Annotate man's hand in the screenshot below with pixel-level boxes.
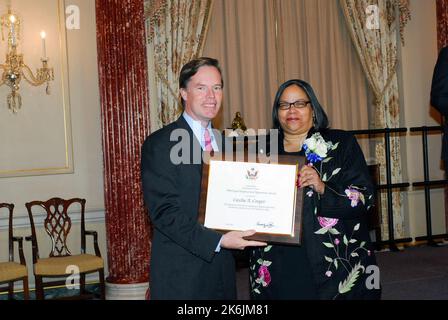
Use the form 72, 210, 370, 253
220, 230, 267, 250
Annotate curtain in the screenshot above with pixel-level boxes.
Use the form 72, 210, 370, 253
202, 0, 279, 130
277, 0, 370, 132
203, 0, 370, 135
339, 0, 411, 239
96, 0, 151, 286
144, 0, 213, 132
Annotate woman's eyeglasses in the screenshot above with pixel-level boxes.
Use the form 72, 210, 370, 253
278, 100, 310, 111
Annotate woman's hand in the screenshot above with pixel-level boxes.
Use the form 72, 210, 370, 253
298, 164, 325, 194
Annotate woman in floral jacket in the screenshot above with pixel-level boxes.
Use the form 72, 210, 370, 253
250, 79, 381, 300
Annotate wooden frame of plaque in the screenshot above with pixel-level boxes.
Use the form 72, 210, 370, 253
198, 152, 305, 245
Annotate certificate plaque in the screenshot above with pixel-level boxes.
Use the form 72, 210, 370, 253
198, 153, 305, 245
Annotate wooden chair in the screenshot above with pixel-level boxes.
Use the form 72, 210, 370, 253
0, 203, 29, 299
367, 164, 383, 251
25, 198, 105, 300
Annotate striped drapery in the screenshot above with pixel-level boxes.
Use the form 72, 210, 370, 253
96, 0, 151, 285
436, 0, 448, 50
144, 0, 213, 131
339, 0, 411, 239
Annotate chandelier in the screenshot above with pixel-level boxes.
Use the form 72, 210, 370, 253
0, 7, 54, 113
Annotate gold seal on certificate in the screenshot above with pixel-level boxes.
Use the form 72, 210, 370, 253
198, 153, 305, 245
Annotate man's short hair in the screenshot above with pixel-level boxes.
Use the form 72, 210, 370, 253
179, 57, 224, 89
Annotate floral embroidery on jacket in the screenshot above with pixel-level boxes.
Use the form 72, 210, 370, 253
250, 246, 272, 294
315, 219, 371, 299
306, 133, 373, 299
345, 187, 365, 207
250, 133, 374, 298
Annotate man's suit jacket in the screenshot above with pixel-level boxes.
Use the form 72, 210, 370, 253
431, 46, 448, 165
141, 116, 236, 300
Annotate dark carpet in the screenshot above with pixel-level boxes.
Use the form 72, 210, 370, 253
2, 245, 447, 300
0, 283, 101, 300
236, 243, 448, 300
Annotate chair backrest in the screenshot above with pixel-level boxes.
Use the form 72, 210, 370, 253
0, 203, 14, 262
25, 198, 86, 258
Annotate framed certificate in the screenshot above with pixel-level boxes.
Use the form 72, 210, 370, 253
198, 152, 305, 245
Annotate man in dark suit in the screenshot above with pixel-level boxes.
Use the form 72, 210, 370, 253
431, 46, 448, 168
141, 57, 266, 300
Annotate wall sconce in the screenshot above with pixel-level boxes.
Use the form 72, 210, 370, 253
0, 7, 54, 113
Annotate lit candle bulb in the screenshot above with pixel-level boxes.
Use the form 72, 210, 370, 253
40, 31, 47, 59
9, 15, 16, 46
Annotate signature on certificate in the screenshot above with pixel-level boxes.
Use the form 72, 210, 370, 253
256, 221, 275, 229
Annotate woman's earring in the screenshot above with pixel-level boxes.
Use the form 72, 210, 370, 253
313, 113, 317, 126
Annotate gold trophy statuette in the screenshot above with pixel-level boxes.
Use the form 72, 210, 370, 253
231, 111, 247, 131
